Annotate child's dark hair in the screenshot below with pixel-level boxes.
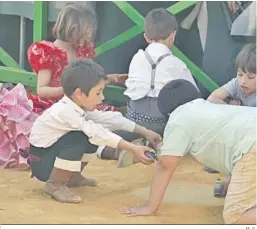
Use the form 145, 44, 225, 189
158, 79, 201, 117
61, 59, 106, 97
236, 43, 256, 74
144, 8, 178, 41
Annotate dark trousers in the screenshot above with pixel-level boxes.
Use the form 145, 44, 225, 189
30, 131, 98, 182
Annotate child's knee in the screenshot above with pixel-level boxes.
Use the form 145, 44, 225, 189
30, 162, 51, 182
64, 131, 98, 154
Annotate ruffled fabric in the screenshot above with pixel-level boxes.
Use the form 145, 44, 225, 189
0, 84, 38, 169
76, 43, 95, 59
27, 40, 118, 114
27, 40, 68, 78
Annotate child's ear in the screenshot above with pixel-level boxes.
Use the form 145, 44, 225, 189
169, 30, 177, 41
74, 88, 87, 98
143, 33, 151, 44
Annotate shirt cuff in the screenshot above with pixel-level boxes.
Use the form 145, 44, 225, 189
106, 132, 123, 148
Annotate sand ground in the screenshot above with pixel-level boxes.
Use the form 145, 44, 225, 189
0, 154, 224, 224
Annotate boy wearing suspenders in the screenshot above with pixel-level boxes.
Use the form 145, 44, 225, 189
97, 8, 198, 166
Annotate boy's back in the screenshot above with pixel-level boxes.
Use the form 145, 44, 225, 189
162, 99, 256, 173
124, 8, 198, 101
125, 42, 198, 100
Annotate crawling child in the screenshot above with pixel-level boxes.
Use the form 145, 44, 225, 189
121, 79, 256, 225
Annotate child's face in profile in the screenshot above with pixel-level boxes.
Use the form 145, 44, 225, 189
237, 69, 256, 95
78, 80, 106, 111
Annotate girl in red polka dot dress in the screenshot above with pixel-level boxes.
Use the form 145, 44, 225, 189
27, 3, 127, 115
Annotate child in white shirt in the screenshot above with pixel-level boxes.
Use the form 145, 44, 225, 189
98, 8, 198, 163
29, 59, 161, 204
124, 8, 198, 135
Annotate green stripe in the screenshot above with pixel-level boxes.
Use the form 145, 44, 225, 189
0, 47, 22, 69
166, 1, 198, 14
95, 1, 197, 57
0, 66, 37, 87
172, 47, 218, 91
96, 1, 218, 91
33, 1, 48, 42
113, 1, 145, 26
95, 25, 143, 56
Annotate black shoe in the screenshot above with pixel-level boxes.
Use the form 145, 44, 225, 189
214, 179, 226, 198
204, 166, 220, 174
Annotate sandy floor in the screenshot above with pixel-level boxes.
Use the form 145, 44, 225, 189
0, 154, 224, 224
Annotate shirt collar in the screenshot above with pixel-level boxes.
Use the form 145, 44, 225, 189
146, 42, 172, 55
61, 95, 85, 116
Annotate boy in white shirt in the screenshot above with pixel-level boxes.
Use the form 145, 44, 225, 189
125, 8, 198, 135
98, 8, 198, 162
29, 59, 161, 204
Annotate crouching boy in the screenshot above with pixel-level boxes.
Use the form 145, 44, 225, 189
29, 59, 161, 204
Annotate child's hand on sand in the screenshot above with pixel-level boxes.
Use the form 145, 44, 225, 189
145, 130, 162, 149
120, 205, 155, 217
132, 145, 155, 165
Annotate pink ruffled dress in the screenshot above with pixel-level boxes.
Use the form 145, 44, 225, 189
0, 84, 38, 169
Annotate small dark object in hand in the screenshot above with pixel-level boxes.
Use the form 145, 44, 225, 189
145, 151, 158, 161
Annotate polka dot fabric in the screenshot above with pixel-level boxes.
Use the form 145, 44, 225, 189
0, 84, 38, 169
27, 40, 116, 114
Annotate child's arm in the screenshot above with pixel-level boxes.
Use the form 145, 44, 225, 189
118, 138, 155, 165
121, 155, 181, 216
121, 125, 191, 216
37, 69, 64, 100
60, 108, 154, 164
207, 87, 230, 104
106, 74, 128, 84
86, 110, 162, 148
207, 78, 237, 104
133, 125, 162, 149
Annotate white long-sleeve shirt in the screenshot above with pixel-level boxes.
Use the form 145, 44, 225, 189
124, 43, 198, 100
30, 96, 136, 148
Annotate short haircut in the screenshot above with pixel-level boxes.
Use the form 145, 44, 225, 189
144, 8, 178, 41
236, 43, 256, 74
52, 3, 97, 45
158, 79, 201, 117
61, 59, 106, 97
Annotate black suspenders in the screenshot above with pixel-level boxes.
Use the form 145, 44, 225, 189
144, 50, 171, 92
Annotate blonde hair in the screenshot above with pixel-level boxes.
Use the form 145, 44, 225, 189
52, 3, 97, 45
